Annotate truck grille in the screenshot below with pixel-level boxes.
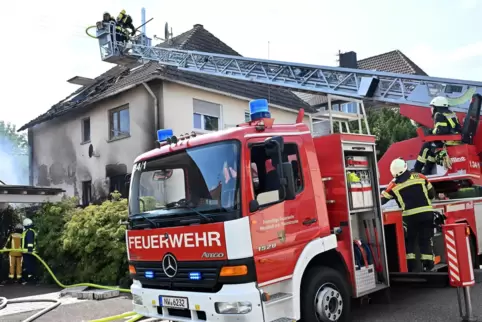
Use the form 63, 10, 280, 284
131, 260, 222, 292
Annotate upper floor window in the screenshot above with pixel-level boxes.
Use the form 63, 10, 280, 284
81, 117, 91, 143
193, 99, 220, 132
109, 105, 130, 140
244, 110, 251, 122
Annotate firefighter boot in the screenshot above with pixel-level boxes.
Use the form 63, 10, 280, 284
422, 260, 435, 272
422, 162, 435, 175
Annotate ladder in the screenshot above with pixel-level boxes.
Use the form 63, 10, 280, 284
96, 24, 482, 113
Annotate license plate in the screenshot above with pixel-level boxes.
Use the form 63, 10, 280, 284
159, 296, 189, 309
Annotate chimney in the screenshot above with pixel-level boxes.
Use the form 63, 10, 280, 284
339, 51, 358, 68
193, 24, 203, 29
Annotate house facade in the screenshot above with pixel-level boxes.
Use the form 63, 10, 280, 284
19, 24, 313, 205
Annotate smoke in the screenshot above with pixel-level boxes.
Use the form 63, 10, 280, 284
0, 129, 29, 186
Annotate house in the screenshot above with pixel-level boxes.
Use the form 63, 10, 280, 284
18, 23, 313, 205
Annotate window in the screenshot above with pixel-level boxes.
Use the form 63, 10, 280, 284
250, 143, 303, 206
244, 110, 251, 122
81, 118, 91, 143
109, 105, 130, 140
82, 180, 92, 206
193, 99, 221, 132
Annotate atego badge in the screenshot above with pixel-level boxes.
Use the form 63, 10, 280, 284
277, 230, 286, 243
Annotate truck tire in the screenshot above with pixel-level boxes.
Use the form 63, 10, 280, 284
300, 266, 351, 322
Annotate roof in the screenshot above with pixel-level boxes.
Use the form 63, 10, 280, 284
295, 49, 428, 107
357, 50, 428, 76
19, 24, 310, 132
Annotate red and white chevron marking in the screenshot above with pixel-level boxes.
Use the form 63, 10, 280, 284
445, 229, 460, 282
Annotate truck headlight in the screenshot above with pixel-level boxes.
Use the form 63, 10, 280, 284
215, 301, 252, 314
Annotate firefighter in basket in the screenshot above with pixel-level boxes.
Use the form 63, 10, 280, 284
381, 158, 436, 272
413, 96, 462, 175
116, 9, 136, 43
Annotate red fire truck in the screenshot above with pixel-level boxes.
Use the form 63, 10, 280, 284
94, 23, 482, 321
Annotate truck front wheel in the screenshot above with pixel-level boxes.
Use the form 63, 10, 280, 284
300, 267, 351, 322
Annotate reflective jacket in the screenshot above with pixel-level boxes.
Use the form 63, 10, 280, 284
381, 172, 435, 216
432, 109, 462, 135
4, 232, 23, 257
22, 228, 37, 253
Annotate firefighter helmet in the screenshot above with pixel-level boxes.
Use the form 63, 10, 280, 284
15, 223, 23, 230
390, 158, 408, 177
23, 218, 33, 227
430, 96, 450, 108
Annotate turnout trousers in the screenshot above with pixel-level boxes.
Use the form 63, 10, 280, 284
23, 253, 36, 281
403, 211, 435, 272
9, 255, 22, 280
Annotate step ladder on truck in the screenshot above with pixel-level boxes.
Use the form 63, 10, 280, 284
95, 23, 482, 322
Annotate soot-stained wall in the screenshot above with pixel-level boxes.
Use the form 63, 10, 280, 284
30, 85, 156, 203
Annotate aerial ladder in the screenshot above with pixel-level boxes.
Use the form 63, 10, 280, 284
95, 23, 482, 189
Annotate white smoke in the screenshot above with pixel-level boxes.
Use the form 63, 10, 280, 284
0, 127, 29, 186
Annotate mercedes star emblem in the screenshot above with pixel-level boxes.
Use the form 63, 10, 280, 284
162, 253, 178, 278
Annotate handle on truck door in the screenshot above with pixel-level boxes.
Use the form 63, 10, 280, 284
303, 218, 318, 226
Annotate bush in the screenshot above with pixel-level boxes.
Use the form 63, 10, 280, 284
33, 192, 131, 287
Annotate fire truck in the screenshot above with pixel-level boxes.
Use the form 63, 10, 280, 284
94, 23, 482, 321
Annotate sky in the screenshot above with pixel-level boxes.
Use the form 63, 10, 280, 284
2, 0, 482, 131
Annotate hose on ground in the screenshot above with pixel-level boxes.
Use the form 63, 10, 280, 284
0, 249, 148, 321
0, 249, 130, 293
0, 297, 61, 322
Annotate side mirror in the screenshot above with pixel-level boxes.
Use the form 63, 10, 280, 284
281, 162, 296, 200
249, 199, 260, 213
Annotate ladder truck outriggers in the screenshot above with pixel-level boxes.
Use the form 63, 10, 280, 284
95, 23, 482, 321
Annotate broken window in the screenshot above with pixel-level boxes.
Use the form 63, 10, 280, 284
82, 180, 92, 206
109, 174, 129, 198
82, 117, 91, 143
109, 105, 130, 140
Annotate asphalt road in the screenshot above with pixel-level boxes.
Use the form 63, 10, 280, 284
1, 284, 481, 322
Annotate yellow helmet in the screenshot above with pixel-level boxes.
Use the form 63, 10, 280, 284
120, 9, 126, 14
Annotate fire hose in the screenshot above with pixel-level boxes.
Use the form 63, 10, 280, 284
0, 248, 152, 322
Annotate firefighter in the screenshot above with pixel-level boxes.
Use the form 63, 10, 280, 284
116, 9, 136, 43
2, 224, 24, 283
381, 158, 436, 272
413, 96, 462, 175
102, 12, 116, 24
22, 218, 37, 285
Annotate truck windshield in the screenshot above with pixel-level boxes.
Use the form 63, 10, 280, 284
129, 140, 241, 224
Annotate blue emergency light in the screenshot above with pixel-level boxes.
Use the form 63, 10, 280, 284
157, 129, 173, 142
189, 272, 202, 280
249, 99, 270, 121
144, 270, 155, 279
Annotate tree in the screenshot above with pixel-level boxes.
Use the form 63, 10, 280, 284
367, 108, 417, 157
0, 121, 29, 185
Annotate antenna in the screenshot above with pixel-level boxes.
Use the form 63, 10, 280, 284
268, 41, 271, 104
141, 8, 146, 35
165, 22, 173, 43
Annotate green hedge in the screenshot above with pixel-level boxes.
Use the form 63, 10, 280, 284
30, 191, 131, 288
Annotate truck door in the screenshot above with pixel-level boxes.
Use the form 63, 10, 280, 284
247, 135, 320, 284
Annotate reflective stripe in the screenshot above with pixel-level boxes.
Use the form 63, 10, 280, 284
421, 254, 434, 260
433, 122, 448, 134
382, 191, 392, 199
406, 253, 416, 260
27, 244, 34, 247
427, 156, 436, 162
403, 205, 433, 216
417, 155, 426, 163
427, 182, 433, 190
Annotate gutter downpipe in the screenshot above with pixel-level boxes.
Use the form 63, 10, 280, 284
142, 82, 159, 133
